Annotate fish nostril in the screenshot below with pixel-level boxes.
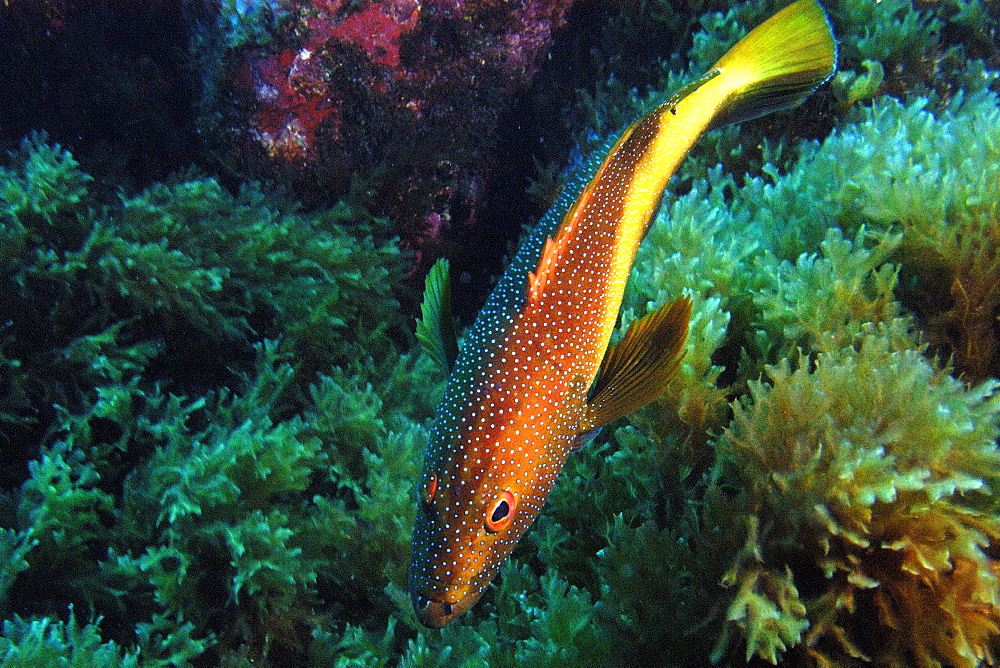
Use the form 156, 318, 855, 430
440, 602, 453, 616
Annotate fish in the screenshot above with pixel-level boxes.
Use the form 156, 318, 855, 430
409, 0, 837, 629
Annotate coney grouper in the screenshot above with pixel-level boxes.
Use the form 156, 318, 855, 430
410, 0, 837, 628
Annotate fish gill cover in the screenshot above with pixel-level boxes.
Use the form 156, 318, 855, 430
0, 0, 998, 665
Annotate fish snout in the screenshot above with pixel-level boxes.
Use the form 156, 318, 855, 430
413, 593, 471, 628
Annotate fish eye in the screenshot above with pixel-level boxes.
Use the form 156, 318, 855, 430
485, 490, 516, 533
422, 472, 438, 508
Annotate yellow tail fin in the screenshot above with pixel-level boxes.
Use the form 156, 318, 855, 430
710, 0, 837, 128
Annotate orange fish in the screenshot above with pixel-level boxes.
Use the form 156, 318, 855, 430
410, 0, 836, 628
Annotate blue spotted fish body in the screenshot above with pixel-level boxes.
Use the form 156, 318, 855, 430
410, 0, 837, 628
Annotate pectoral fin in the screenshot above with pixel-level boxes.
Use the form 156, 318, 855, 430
581, 296, 692, 431
415, 258, 459, 374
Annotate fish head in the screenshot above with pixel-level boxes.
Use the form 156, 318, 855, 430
408, 405, 571, 628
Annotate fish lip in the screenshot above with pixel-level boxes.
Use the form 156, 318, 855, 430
412, 592, 475, 628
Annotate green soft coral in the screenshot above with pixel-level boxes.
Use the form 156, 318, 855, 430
713, 518, 807, 665
108, 342, 431, 657
0, 132, 91, 235
830, 0, 942, 67
769, 91, 1000, 379
96, 176, 403, 374
0, 134, 408, 450
0, 132, 430, 661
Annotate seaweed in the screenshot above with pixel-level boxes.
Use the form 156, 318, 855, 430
711, 329, 1000, 665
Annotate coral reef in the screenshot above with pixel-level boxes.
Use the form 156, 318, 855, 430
2, 0, 1000, 664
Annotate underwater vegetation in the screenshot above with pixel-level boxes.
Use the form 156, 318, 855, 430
0, 131, 429, 662
0, 0, 999, 665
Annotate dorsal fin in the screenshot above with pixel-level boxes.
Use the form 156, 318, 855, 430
580, 296, 692, 431
527, 235, 559, 301
415, 258, 459, 374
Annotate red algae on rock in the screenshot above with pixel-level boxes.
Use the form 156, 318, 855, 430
244, 48, 339, 162
217, 0, 573, 277
228, 0, 575, 163
319, 0, 421, 69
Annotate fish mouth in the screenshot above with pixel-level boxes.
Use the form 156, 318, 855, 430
412, 592, 476, 628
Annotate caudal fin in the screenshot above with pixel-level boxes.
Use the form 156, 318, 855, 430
709, 0, 837, 128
